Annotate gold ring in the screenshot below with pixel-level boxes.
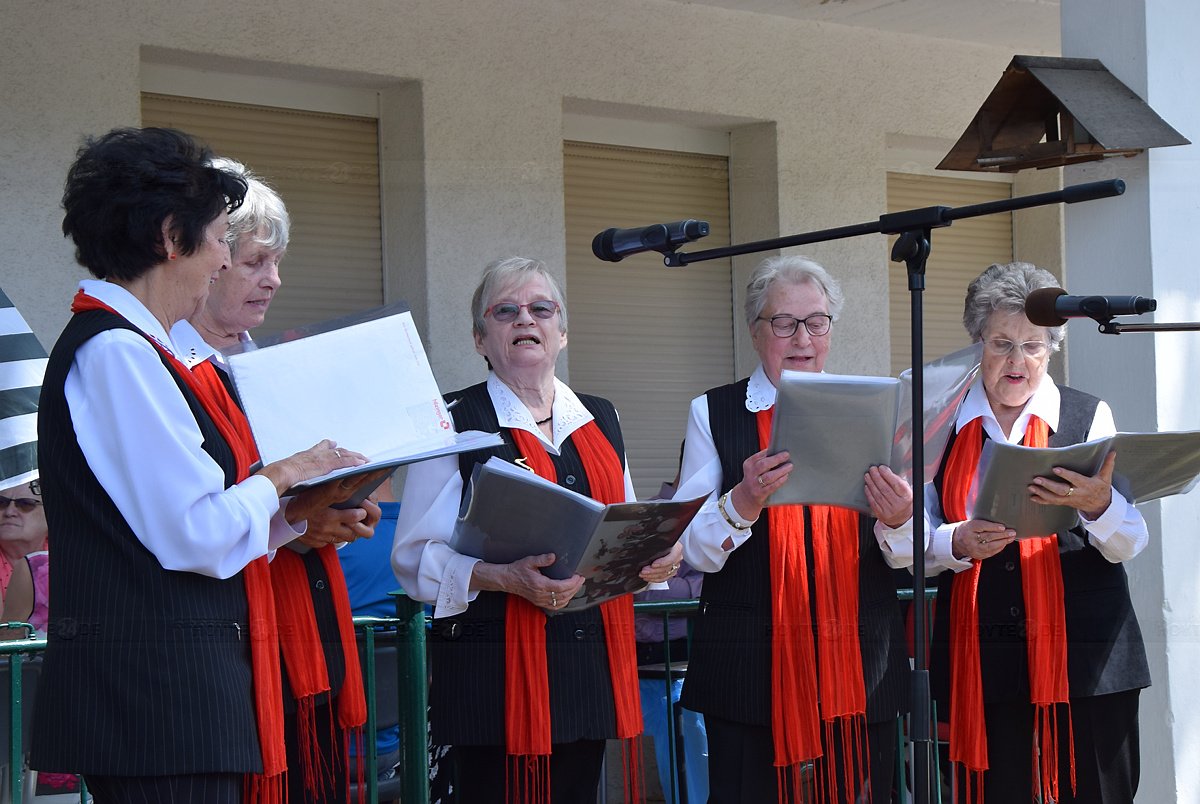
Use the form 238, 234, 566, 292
977, 534, 986, 545
757, 475, 765, 486
551, 593, 556, 607
340, 479, 355, 490
334, 449, 342, 459
1066, 487, 1074, 497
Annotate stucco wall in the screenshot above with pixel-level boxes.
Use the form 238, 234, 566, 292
1, 0, 1017, 392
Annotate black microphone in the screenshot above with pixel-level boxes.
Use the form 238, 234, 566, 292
592, 219, 709, 262
1025, 287, 1157, 327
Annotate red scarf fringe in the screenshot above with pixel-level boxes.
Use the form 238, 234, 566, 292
943, 416, 1075, 804
507, 423, 644, 804
755, 410, 868, 804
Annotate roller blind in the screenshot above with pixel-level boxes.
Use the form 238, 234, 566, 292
887, 172, 1013, 374
564, 141, 734, 498
141, 92, 383, 336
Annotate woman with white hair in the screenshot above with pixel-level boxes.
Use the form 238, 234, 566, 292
926, 262, 1149, 804
674, 254, 913, 804
393, 256, 683, 804
175, 157, 380, 804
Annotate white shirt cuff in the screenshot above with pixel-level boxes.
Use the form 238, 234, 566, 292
434, 552, 482, 618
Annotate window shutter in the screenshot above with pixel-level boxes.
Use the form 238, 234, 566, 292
564, 141, 734, 498
142, 92, 383, 335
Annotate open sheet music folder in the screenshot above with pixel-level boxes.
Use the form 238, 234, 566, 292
221, 301, 503, 507
766, 343, 983, 512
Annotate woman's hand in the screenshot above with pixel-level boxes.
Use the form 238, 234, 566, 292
951, 519, 1017, 561
257, 439, 367, 497
295, 498, 383, 548
639, 541, 684, 584
864, 465, 912, 528
729, 448, 792, 524
1030, 451, 1115, 521
283, 468, 392, 527
470, 553, 585, 612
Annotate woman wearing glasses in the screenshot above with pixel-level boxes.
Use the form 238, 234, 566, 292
0, 480, 49, 637
392, 256, 682, 804
925, 262, 1149, 804
673, 255, 913, 803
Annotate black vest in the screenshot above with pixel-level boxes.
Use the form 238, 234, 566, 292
929, 385, 1151, 706
679, 379, 910, 727
31, 309, 263, 775
426, 381, 626, 745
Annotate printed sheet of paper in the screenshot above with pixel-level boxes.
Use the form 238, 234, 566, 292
223, 303, 502, 492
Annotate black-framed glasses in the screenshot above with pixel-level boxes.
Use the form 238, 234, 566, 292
484, 299, 559, 323
983, 338, 1049, 358
0, 496, 42, 514
756, 313, 833, 338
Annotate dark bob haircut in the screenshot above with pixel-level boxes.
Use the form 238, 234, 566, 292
61, 127, 247, 282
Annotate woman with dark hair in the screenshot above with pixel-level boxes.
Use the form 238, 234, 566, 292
926, 262, 1149, 804
29, 127, 373, 804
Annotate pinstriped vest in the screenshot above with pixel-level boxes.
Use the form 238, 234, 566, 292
31, 309, 263, 775
426, 381, 626, 745
929, 384, 1150, 705
679, 378, 910, 727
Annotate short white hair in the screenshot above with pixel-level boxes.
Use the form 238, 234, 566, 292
744, 255, 844, 329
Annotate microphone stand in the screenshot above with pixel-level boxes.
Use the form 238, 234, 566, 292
650, 177, 1126, 804
1094, 320, 1200, 334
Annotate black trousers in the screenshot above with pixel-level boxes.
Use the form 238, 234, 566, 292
952, 689, 1140, 804
454, 740, 606, 804
85, 773, 242, 804
706, 715, 896, 804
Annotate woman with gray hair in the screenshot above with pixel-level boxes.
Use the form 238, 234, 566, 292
925, 261, 1149, 803
174, 157, 380, 804
673, 254, 913, 803
392, 256, 682, 804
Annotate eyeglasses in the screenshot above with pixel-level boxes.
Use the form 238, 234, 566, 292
756, 313, 833, 338
0, 496, 42, 514
983, 338, 1050, 358
484, 300, 559, 323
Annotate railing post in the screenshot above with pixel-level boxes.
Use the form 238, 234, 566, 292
394, 594, 429, 804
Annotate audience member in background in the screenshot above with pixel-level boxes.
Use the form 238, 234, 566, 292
177, 156, 380, 804
0, 479, 48, 595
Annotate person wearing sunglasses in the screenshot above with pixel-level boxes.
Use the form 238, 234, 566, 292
393, 256, 682, 804
0, 479, 49, 638
924, 262, 1149, 804
671, 255, 913, 803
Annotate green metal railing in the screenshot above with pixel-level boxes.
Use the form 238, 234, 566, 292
1, 623, 52, 804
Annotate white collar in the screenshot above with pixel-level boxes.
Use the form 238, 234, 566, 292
486, 372, 594, 453
168, 320, 220, 368
79, 279, 185, 361
956, 378, 1061, 444
744, 364, 776, 412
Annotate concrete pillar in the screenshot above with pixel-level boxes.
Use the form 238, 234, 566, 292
1061, 1, 1200, 801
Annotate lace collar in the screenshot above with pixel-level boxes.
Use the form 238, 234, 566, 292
744, 364, 777, 412
486, 372, 594, 454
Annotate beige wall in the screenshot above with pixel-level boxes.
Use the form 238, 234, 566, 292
0, 0, 1021, 391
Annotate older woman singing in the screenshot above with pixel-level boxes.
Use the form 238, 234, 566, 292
30, 127, 370, 804
392, 256, 681, 804
926, 262, 1150, 804
674, 255, 913, 804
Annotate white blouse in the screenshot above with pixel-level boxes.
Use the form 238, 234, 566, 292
391, 372, 636, 618
65, 281, 302, 580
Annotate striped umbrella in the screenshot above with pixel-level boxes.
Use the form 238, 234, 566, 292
0, 287, 47, 490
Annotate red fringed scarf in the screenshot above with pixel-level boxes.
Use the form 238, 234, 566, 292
71, 291, 287, 803
506, 423, 644, 804
943, 416, 1074, 804
190, 352, 368, 804
754, 410, 868, 804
